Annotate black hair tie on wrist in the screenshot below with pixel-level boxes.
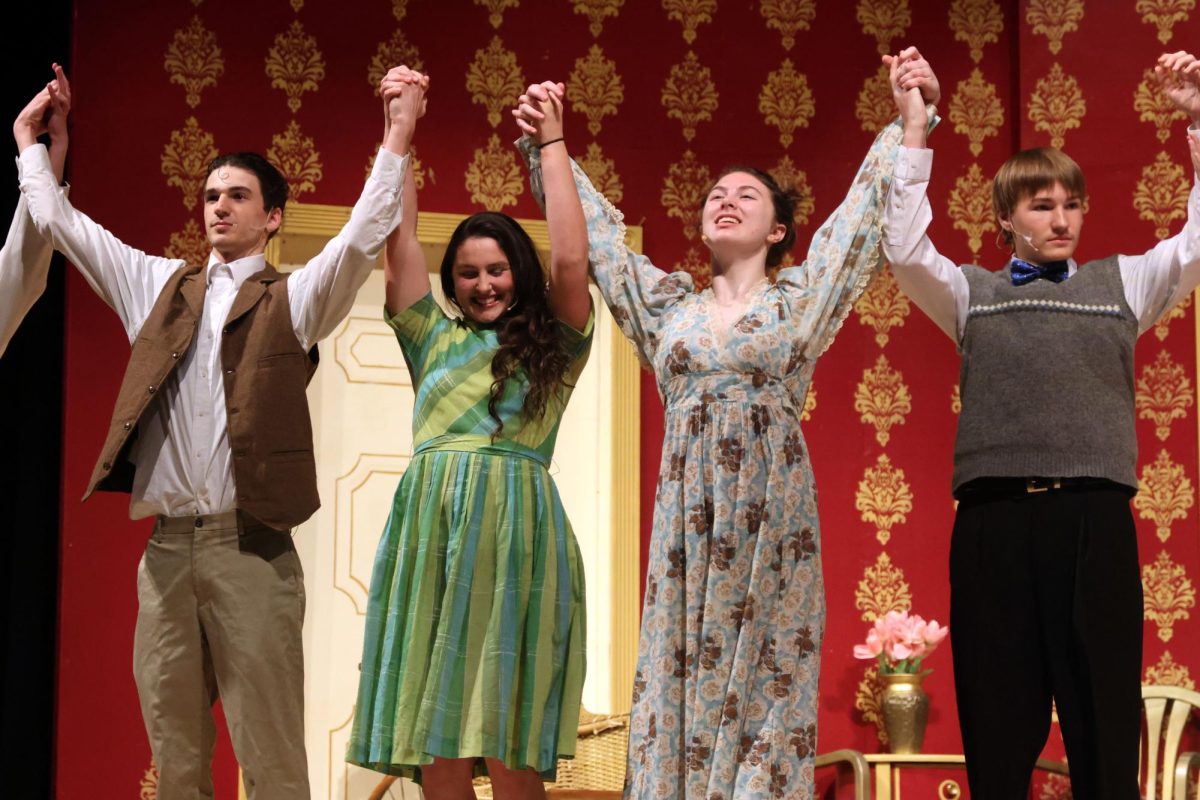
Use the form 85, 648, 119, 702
537, 137, 565, 149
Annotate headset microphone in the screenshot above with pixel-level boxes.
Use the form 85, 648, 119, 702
1006, 222, 1039, 253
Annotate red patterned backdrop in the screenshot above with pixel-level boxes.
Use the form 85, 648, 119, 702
52, 1, 1200, 797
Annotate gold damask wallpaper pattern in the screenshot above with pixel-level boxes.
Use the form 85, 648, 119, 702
53, 2, 1200, 797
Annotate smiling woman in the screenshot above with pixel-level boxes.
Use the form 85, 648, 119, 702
341, 76, 605, 800
514, 55, 941, 799
447, 228, 516, 323
267, 198, 641, 798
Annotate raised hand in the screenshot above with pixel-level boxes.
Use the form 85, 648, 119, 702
883, 49, 928, 145
512, 81, 566, 145
885, 46, 940, 107
47, 63, 71, 182
1156, 51, 1200, 123
380, 65, 428, 155
13, 87, 53, 152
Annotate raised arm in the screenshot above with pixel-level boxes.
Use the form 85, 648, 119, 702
1109, 51, 1200, 333
515, 91, 691, 368
887, 47, 934, 149
46, 63, 69, 183
380, 67, 430, 317
514, 81, 589, 330
286, 66, 421, 349
0, 66, 73, 359
13, 66, 182, 341
880, 47, 967, 341
790, 47, 942, 358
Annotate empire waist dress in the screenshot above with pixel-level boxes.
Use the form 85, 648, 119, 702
522, 118, 905, 798
347, 292, 593, 778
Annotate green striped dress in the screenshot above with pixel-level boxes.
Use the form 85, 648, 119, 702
347, 292, 592, 779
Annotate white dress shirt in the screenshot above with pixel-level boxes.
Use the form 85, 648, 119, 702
0, 195, 58, 358
18, 143, 408, 519
882, 142, 1200, 342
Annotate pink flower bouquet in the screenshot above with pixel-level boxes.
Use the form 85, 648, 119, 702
853, 610, 949, 675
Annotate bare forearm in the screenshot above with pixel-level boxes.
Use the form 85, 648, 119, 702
542, 142, 590, 329
542, 143, 587, 274
383, 161, 429, 316
48, 137, 66, 184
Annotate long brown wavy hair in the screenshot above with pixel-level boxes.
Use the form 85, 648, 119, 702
440, 212, 574, 439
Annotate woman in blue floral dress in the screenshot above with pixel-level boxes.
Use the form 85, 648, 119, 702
517, 54, 937, 799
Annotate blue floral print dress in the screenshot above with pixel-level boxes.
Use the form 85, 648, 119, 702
523, 119, 906, 799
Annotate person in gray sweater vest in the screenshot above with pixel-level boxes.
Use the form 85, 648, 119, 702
882, 50, 1200, 799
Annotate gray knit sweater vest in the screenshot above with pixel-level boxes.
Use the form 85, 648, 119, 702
954, 256, 1138, 493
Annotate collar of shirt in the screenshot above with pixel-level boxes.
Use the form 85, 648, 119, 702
205, 252, 267, 291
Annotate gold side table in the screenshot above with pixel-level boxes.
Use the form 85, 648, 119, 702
861, 754, 1069, 800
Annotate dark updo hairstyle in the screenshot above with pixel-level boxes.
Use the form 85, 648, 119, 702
706, 165, 800, 268
439, 212, 572, 438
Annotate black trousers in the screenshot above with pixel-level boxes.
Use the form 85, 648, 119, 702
950, 484, 1142, 800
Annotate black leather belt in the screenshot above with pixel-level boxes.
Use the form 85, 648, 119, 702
954, 476, 1131, 502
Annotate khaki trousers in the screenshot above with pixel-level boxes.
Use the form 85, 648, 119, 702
133, 510, 310, 800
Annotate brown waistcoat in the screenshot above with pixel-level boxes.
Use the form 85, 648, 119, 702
85, 262, 321, 530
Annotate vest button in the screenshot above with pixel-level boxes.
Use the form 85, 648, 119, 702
122, 422, 132, 431
147, 385, 156, 394
171, 352, 180, 359
102, 461, 111, 470
225, 368, 234, 374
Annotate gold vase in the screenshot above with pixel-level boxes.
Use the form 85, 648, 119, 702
881, 672, 929, 754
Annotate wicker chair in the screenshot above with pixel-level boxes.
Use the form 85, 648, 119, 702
472, 709, 628, 799
364, 723, 874, 799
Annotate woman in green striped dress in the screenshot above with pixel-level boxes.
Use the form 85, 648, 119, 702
347, 71, 593, 799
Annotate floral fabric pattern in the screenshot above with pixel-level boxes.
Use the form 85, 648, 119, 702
523, 118, 904, 798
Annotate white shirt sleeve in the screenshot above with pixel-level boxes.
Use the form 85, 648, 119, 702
881, 146, 970, 342
17, 145, 185, 343
0, 194, 54, 358
1119, 151, 1200, 334
287, 148, 408, 351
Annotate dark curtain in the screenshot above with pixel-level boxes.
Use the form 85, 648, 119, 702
0, 2, 72, 796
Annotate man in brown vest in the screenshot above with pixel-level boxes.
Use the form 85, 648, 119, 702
13, 66, 428, 799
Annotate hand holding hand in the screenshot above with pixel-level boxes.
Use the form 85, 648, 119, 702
884, 50, 928, 138
1156, 51, 1200, 123
884, 46, 940, 107
512, 81, 567, 145
46, 63, 71, 142
13, 87, 52, 152
380, 65, 428, 153
46, 63, 71, 181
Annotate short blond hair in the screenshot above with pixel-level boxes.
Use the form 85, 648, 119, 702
992, 148, 1086, 247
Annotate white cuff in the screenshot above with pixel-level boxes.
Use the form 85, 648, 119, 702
369, 148, 409, 189
894, 146, 933, 182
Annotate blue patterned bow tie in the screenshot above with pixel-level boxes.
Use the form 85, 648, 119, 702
1011, 258, 1069, 286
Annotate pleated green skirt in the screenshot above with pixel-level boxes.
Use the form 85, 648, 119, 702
346, 447, 586, 779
